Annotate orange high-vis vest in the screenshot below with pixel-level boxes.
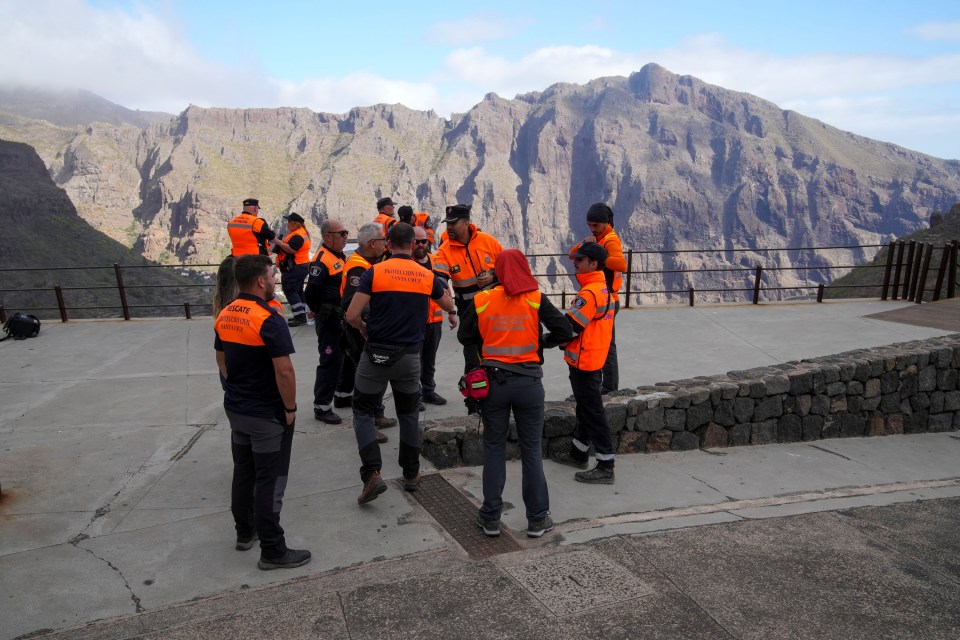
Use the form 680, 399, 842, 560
569, 226, 626, 300
284, 227, 312, 265
267, 298, 284, 313
433, 225, 503, 300
340, 252, 374, 297
313, 247, 345, 277
412, 212, 435, 245
422, 254, 443, 323
215, 297, 274, 346
474, 287, 542, 364
374, 213, 397, 237
228, 213, 268, 257
369, 260, 435, 295
563, 271, 613, 371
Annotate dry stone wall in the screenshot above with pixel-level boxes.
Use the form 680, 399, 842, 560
421, 335, 960, 468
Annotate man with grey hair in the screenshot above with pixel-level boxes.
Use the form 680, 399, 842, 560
340, 223, 397, 437
304, 218, 350, 424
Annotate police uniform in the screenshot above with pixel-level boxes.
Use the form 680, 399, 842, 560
433, 213, 503, 372
463, 269, 573, 533
304, 243, 349, 421
214, 293, 296, 559
562, 265, 616, 474
352, 255, 447, 487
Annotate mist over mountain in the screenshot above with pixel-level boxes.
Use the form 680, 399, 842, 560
2, 64, 959, 302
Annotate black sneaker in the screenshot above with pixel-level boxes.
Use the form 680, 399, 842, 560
358, 471, 387, 504
235, 532, 258, 551
552, 450, 588, 469
422, 391, 447, 405
476, 514, 501, 537
314, 408, 343, 424
258, 548, 311, 570
374, 415, 397, 428
527, 515, 555, 538
333, 396, 352, 408
575, 466, 615, 485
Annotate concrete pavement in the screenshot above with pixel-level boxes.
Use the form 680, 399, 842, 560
1, 299, 958, 639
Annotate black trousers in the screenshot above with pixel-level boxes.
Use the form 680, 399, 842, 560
313, 320, 353, 411
455, 295, 482, 372
568, 366, 615, 468
228, 409, 294, 558
420, 321, 442, 394
601, 300, 620, 393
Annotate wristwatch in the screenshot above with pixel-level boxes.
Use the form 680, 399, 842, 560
284, 404, 297, 412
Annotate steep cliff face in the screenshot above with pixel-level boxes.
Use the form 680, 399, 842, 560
5, 64, 960, 301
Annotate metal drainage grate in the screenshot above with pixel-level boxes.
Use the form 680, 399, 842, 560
411, 473, 522, 559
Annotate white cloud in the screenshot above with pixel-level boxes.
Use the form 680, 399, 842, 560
907, 21, 960, 41
423, 12, 529, 45
271, 73, 441, 114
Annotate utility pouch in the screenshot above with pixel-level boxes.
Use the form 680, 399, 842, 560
458, 368, 490, 399
366, 342, 407, 367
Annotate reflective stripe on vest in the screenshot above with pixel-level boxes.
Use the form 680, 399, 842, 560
563, 275, 613, 371
475, 288, 542, 365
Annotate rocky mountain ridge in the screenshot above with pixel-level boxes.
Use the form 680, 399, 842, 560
2, 64, 959, 302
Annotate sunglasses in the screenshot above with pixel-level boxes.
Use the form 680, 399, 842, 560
325, 230, 349, 237
414, 239, 430, 245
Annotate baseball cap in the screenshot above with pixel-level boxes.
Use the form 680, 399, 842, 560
570, 242, 607, 267
242, 198, 259, 207
442, 204, 472, 224
376, 197, 397, 209
283, 213, 305, 224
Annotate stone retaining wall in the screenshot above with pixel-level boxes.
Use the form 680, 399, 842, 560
420, 335, 960, 468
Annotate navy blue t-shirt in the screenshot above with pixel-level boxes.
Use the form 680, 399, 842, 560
357, 255, 446, 345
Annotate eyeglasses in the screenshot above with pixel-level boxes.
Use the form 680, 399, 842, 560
325, 230, 349, 237
414, 239, 430, 245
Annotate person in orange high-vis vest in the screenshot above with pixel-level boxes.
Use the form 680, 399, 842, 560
344, 222, 456, 505
569, 202, 626, 394
373, 197, 399, 238
554, 242, 616, 485
399, 205, 437, 249
228, 198, 276, 257
214, 254, 311, 570
272, 213, 312, 326
460, 249, 573, 538
412, 225, 452, 405
433, 203, 503, 376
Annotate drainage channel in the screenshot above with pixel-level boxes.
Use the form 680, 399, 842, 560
411, 473, 523, 559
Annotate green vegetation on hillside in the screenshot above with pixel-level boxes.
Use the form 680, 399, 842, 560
826, 203, 960, 300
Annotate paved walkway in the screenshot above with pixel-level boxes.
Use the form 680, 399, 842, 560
1, 299, 958, 639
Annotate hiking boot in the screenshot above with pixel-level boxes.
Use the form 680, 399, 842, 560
375, 415, 397, 428
357, 471, 387, 504
287, 317, 306, 327
314, 408, 343, 425
552, 450, 588, 469
575, 465, 615, 485
403, 473, 421, 492
333, 396, 352, 408
235, 532, 258, 551
257, 548, 311, 570
476, 514, 501, 537
526, 515, 555, 538
422, 391, 447, 405
375, 429, 388, 444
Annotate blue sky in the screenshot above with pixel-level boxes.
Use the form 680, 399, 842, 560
3, 0, 959, 159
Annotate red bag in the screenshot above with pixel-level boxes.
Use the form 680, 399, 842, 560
458, 368, 490, 399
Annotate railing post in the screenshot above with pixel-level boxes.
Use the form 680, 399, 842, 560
0, 305, 5, 324
817, 283, 825, 303
114, 262, 131, 320
932, 244, 949, 302
752, 265, 762, 304
908, 242, 924, 302
904, 241, 917, 300
892, 241, 905, 300
688, 287, 694, 307
55, 286, 68, 322
184, 302, 192, 320
915, 243, 933, 304
561, 291, 566, 309
949, 242, 958, 299
624, 250, 633, 309
880, 241, 895, 300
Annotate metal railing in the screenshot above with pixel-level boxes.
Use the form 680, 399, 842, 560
1, 242, 957, 324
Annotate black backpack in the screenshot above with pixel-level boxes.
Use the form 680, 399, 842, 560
1, 313, 41, 341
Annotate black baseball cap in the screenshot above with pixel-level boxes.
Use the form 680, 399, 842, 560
571, 242, 607, 267
443, 204, 471, 223
242, 198, 259, 207
283, 213, 305, 224
376, 197, 397, 209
